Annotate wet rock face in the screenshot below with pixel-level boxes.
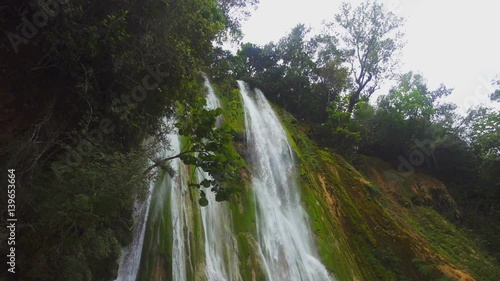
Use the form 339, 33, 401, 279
409, 177, 460, 220
235, 140, 248, 160
364, 160, 460, 220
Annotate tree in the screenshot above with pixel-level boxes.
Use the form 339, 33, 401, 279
490, 78, 500, 101
274, 24, 317, 115
0, 0, 250, 279
154, 95, 243, 203
378, 72, 452, 122
358, 72, 454, 165
332, 0, 405, 114
235, 25, 317, 119
465, 107, 500, 160
216, 0, 260, 40
455, 89, 500, 260
236, 43, 279, 77
313, 34, 350, 108
276, 24, 316, 78
467, 78, 500, 160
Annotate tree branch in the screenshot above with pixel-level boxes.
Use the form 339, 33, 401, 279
143, 149, 207, 175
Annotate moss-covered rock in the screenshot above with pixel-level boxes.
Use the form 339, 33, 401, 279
274, 104, 499, 281
138, 77, 499, 281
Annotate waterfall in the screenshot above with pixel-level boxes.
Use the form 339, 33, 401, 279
146, 129, 195, 281
167, 133, 188, 281
115, 180, 154, 281
199, 77, 242, 281
117, 78, 335, 281
239, 81, 334, 281
117, 123, 195, 281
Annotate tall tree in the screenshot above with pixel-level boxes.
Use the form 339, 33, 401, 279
0, 0, 251, 279
274, 24, 316, 115
309, 35, 350, 123
313, 34, 350, 107
216, 0, 259, 40
332, 0, 405, 114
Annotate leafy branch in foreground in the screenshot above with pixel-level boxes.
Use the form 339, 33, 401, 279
148, 95, 243, 205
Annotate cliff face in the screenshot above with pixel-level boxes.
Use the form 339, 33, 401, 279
274, 105, 499, 281
137, 79, 499, 281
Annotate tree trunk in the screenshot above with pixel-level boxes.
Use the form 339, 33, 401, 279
347, 91, 360, 114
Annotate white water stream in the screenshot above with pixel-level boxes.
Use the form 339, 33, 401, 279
116, 126, 193, 281
169, 133, 191, 281
116, 79, 334, 281
199, 77, 242, 281
239, 81, 334, 281
115, 181, 153, 281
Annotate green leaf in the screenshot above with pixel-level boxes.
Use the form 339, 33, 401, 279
199, 197, 209, 207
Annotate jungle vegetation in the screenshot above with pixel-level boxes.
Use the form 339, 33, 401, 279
0, 0, 498, 280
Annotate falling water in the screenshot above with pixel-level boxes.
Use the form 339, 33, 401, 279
239, 81, 334, 281
199, 77, 242, 281
118, 122, 195, 281
115, 180, 154, 281
118, 78, 334, 281
168, 132, 191, 281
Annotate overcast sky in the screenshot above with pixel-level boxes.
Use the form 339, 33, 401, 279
238, 0, 500, 112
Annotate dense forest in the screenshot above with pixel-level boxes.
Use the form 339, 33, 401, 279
0, 0, 498, 280
0, 0, 254, 279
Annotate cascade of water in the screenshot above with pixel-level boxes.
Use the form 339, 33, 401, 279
116, 125, 193, 281
199, 77, 242, 281
115, 181, 154, 281
239, 81, 334, 281
169, 133, 190, 281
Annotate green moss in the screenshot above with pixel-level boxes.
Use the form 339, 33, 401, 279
137, 155, 208, 281
213, 80, 246, 140
408, 207, 499, 281
360, 156, 500, 280
137, 77, 499, 281
272, 104, 490, 281
137, 171, 174, 281
411, 258, 435, 279
230, 185, 267, 281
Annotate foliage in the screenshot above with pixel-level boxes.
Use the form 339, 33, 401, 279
228, 24, 350, 125
319, 98, 361, 159
275, 104, 500, 281
23, 150, 149, 281
454, 94, 500, 261
332, 0, 405, 113
1, 0, 499, 278
464, 107, 500, 160
356, 72, 452, 163
215, 0, 260, 40
175, 93, 245, 203
211, 1, 500, 270
489, 78, 500, 101
0, 0, 249, 279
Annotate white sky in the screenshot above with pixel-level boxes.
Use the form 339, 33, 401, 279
238, 0, 500, 112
